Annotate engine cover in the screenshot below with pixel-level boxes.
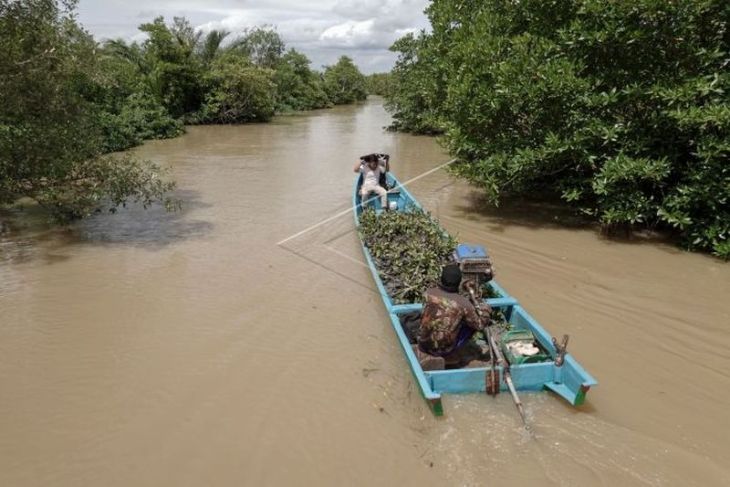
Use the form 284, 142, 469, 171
453, 244, 494, 297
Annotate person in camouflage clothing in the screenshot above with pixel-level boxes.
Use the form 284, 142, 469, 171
417, 263, 491, 368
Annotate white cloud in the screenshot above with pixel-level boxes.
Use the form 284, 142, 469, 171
76, 0, 430, 72
319, 19, 380, 48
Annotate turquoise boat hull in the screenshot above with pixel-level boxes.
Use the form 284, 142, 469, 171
353, 172, 597, 416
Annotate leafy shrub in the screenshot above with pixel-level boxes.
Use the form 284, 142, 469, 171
365, 72, 392, 96
385, 33, 446, 134
99, 92, 183, 152
273, 49, 331, 112
323, 56, 368, 105
33, 154, 177, 221
228, 26, 285, 69
138, 17, 205, 118
0, 0, 176, 219
386, 0, 730, 258
193, 53, 276, 123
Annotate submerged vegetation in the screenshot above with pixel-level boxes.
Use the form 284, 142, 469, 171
1, 0, 369, 221
384, 0, 729, 258
359, 208, 457, 304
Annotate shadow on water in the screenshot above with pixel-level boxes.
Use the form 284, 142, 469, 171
453, 190, 681, 251
0, 189, 213, 265
76, 189, 213, 246
453, 191, 594, 232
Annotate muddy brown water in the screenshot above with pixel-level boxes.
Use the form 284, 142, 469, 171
1, 98, 729, 486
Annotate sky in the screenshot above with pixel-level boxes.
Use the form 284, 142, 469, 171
75, 0, 431, 74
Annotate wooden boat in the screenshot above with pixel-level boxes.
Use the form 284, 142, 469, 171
353, 172, 597, 416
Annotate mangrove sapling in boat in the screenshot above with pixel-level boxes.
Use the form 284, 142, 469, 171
483, 283, 501, 299
358, 207, 457, 304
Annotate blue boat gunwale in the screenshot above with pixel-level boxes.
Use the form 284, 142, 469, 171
353, 172, 596, 415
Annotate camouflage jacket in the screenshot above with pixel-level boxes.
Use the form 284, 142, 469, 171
418, 287, 491, 355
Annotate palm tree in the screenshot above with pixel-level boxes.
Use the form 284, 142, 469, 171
196, 29, 230, 65
102, 38, 147, 73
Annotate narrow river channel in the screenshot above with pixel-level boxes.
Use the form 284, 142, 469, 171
1, 98, 729, 486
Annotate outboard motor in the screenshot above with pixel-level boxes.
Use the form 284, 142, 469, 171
453, 244, 494, 298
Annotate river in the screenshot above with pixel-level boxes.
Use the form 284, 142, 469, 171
1, 98, 729, 486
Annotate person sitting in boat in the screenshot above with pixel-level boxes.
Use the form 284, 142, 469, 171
416, 263, 491, 369
359, 152, 390, 172
354, 154, 389, 210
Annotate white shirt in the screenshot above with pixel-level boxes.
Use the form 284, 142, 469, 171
360, 164, 382, 186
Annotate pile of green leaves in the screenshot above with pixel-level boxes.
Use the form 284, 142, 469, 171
359, 208, 457, 304
385, 0, 729, 258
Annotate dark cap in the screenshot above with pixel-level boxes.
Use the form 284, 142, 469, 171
360, 153, 376, 162
440, 263, 462, 292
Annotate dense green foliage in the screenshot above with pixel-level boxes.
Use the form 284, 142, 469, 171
0, 0, 175, 219
136, 17, 206, 119
359, 208, 457, 304
365, 72, 392, 96
273, 49, 331, 111
193, 53, 276, 123
1, 1, 368, 221
95, 37, 184, 152
228, 26, 285, 69
103, 21, 332, 125
323, 56, 368, 104
385, 0, 730, 257
386, 33, 446, 134
97, 93, 183, 153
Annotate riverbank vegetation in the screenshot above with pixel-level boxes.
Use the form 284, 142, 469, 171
1, 0, 368, 221
365, 73, 393, 97
384, 0, 729, 258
